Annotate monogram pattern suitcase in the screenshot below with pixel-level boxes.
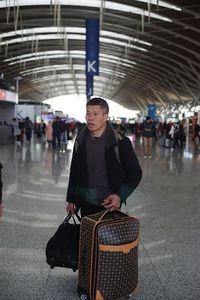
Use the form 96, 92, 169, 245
78, 210, 139, 300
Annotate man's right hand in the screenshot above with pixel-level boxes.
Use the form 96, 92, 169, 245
66, 202, 76, 215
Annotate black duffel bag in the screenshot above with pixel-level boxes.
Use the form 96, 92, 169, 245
45, 213, 81, 272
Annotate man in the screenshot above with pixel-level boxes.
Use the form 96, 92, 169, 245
192, 121, 200, 144
66, 97, 142, 300
142, 116, 154, 159
0, 162, 3, 217
66, 97, 142, 217
52, 116, 62, 149
24, 117, 33, 143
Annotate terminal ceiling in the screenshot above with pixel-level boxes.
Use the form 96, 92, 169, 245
0, 0, 200, 112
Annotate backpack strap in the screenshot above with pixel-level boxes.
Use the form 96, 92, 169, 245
74, 140, 79, 153
74, 130, 123, 165
114, 131, 123, 164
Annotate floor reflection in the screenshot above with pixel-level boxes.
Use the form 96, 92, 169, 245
135, 135, 200, 178
0, 134, 200, 300
166, 151, 183, 175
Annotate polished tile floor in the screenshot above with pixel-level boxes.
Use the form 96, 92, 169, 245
0, 136, 200, 300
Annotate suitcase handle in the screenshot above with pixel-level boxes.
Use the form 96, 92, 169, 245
98, 209, 129, 221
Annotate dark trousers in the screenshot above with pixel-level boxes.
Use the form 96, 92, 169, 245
192, 133, 200, 142
52, 134, 60, 149
80, 201, 105, 218
173, 135, 183, 149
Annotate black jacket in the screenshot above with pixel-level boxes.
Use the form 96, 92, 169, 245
0, 162, 3, 203
66, 122, 142, 205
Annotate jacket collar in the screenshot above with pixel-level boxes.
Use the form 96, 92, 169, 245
76, 121, 118, 149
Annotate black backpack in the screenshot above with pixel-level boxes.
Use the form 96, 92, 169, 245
45, 214, 81, 272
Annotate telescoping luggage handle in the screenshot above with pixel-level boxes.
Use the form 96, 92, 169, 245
98, 209, 130, 222
63, 213, 81, 224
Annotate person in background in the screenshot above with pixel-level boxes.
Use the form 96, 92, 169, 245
69, 120, 76, 137
142, 116, 154, 158
46, 120, 53, 148
171, 121, 185, 151
0, 161, 3, 217
12, 118, 21, 144
169, 122, 175, 146
152, 121, 158, 141
18, 118, 25, 143
41, 120, 47, 145
24, 117, 33, 143
192, 120, 200, 144
52, 116, 62, 149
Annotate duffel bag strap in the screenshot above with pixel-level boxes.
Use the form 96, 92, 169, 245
63, 213, 81, 224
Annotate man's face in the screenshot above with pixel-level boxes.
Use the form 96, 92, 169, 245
86, 105, 108, 135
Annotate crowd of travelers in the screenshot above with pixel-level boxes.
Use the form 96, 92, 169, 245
112, 116, 199, 158
0, 116, 82, 149
11, 117, 34, 145
1, 115, 199, 154
34, 117, 82, 150
0, 113, 199, 218
0, 117, 34, 145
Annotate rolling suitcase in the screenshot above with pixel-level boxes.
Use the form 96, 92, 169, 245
78, 209, 139, 300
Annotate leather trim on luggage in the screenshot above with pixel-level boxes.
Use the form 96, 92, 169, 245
99, 238, 139, 254
133, 283, 139, 294
96, 289, 104, 300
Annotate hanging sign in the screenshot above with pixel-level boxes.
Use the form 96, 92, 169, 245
148, 104, 157, 120
85, 19, 99, 76
86, 75, 93, 100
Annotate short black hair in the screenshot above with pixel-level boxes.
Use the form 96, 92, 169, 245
86, 97, 109, 114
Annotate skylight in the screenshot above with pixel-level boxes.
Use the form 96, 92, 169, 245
132, 0, 181, 11
0, 0, 177, 22
20, 65, 85, 76
20, 64, 125, 79
5, 50, 137, 67
0, 27, 152, 47
31, 74, 111, 83
1, 27, 151, 52
1, 34, 148, 52
6, 53, 135, 69
4, 51, 82, 62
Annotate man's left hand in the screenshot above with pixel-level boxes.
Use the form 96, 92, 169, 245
102, 194, 121, 211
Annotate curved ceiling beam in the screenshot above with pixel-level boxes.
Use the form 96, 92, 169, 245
2, 33, 198, 88
5, 45, 198, 102
2, 23, 199, 76
0, 0, 173, 22
1, 1, 200, 109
